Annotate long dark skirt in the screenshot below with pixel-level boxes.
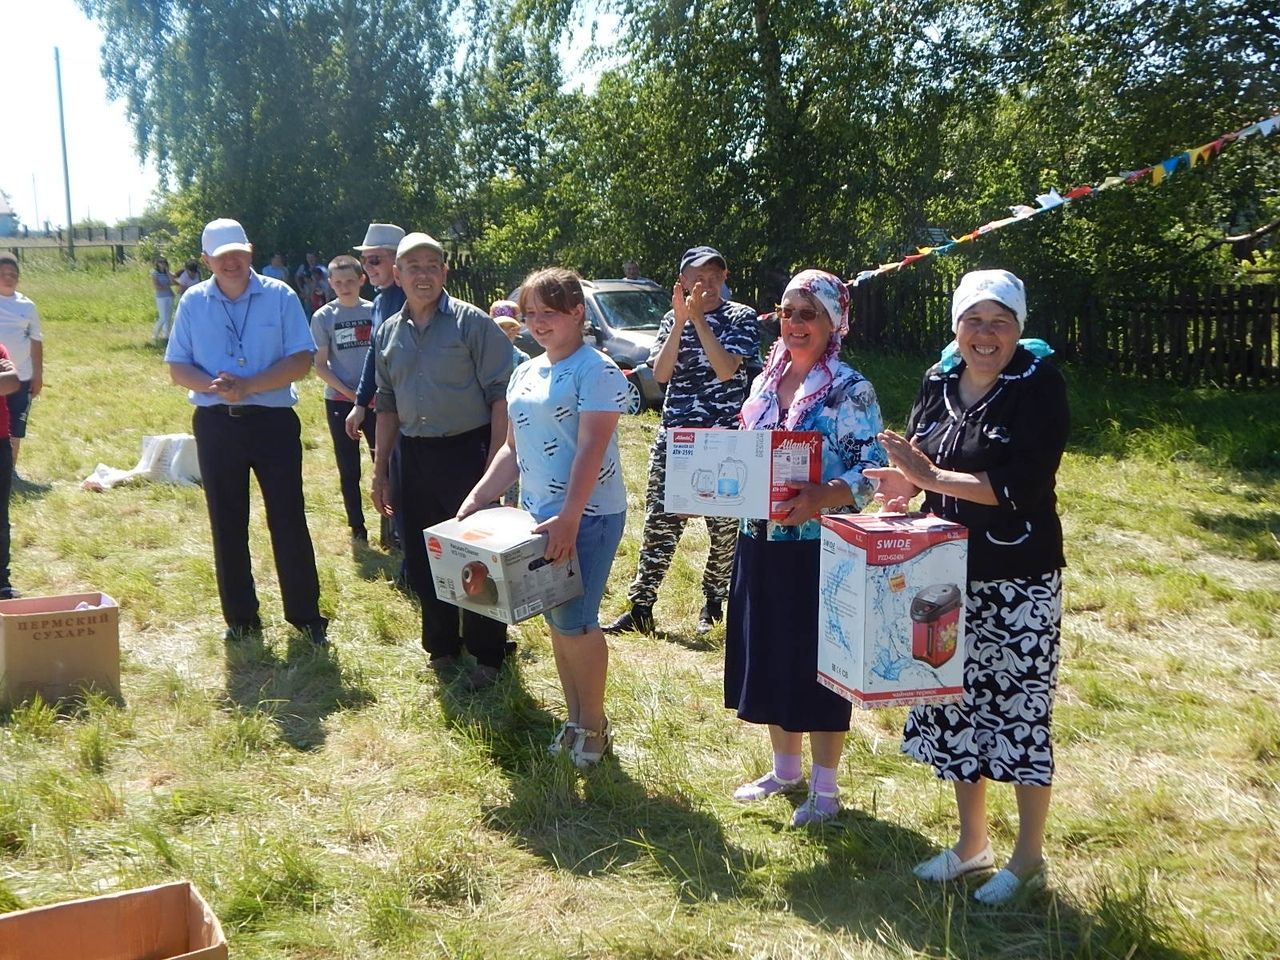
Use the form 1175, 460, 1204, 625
724, 532, 853, 733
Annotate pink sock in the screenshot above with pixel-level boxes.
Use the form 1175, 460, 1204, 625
774, 752, 802, 782
811, 762, 839, 795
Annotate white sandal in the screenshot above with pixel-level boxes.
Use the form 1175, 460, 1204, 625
790, 787, 841, 826
973, 862, 1047, 905
733, 771, 807, 802
912, 842, 995, 882
569, 718, 612, 768
548, 721, 579, 757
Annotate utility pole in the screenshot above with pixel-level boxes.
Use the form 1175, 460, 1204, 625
55, 47, 75, 262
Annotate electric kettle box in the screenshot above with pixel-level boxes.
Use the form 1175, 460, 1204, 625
424, 507, 583, 624
816, 514, 968, 708
664, 428, 822, 520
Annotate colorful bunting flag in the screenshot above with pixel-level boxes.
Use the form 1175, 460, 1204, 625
846, 113, 1280, 287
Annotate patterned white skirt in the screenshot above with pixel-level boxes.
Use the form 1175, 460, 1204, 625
902, 571, 1062, 786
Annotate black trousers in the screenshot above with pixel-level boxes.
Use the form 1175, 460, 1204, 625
192, 405, 323, 630
0, 442, 12, 586
399, 426, 508, 667
324, 398, 376, 532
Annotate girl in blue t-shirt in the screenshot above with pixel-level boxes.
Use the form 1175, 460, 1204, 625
459, 268, 629, 768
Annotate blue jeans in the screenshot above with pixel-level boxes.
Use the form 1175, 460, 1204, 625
545, 511, 626, 635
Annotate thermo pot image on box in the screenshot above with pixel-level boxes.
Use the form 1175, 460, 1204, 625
910, 583, 962, 668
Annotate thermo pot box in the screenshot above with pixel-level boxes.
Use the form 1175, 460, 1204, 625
425, 507, 583, 624
817, 514, 968, 708
663, 428, 822, 521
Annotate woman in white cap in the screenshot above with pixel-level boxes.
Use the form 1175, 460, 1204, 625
867, 268, 1068, 905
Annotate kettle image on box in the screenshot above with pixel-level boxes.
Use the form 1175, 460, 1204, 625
691, 468, 715, 499
910, 583, 962, 668
461, 561, 499, 606
716, 458, 747, 502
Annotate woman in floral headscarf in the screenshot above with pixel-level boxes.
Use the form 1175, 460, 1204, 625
724, 269, 887, 826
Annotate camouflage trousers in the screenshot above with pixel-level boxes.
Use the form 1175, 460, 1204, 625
626, 430, 739, 607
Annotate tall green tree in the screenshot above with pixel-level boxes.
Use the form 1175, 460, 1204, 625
80, 0, 461, 257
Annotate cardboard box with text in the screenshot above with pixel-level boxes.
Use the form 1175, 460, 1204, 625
0, 592, 120, 708
425, 507, 582, 624
664, 428, 822, 521
817, 514, 968, 708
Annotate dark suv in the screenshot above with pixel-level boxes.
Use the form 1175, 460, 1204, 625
513, 279, 668, 414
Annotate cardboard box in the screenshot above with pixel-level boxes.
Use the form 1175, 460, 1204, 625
0, 592, 120, 709
817, 514, 968, 708
424, 507, 582, 624
0, 880, 227, 959
663, 428, 822, 521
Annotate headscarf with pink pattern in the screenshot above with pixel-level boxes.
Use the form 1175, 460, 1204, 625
740, 269, 850, 430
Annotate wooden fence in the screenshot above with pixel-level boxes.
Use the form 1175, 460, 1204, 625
846, 275, 1280, 388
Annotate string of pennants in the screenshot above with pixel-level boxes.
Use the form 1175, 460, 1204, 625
847, 113, 1280, 288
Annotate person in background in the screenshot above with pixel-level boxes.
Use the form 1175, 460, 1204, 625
604, 245, 759, 636
151, 256, 176, 342
294, 252, 327, 292
489, 299, 529, 369
311, 255, 376, 545
459, 268, 628, 765
345, 223, 408, 553
489, 299, 528, 507
725, 269, 885, 827
262, 253, 289, 283
176, 259, 201, 298
0, 252, 44, 476
622, 260, 652, 283
867, 269, 1069, 905
165, 219, 327, 648
0, 255, 26, 595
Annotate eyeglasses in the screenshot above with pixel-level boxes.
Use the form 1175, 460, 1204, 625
361, 255, 385, 267
775, 304, 820, 324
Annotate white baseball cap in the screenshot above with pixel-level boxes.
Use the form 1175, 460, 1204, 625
354, 223, 406, 252
951, 269, 1026, 332
395, 232, 446, 260
201, 218, 252, 258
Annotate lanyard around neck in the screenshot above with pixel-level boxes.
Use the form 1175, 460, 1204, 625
219, 296, 253, 366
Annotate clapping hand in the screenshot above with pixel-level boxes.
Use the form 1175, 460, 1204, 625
671, 280, 707, 328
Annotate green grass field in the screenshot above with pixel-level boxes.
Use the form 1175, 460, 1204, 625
1, 261, 1277, 959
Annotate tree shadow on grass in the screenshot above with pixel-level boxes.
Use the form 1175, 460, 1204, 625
779, 809, 1205, 959
1188, 508, 1280, 557
436, 658, 758, 903
222, 629, 374, 750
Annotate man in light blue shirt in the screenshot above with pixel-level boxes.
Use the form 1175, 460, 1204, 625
166, 218, 328, 647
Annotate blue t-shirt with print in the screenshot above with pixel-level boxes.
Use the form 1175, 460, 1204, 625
650, 300, 759, 428
508, 344, 629, 521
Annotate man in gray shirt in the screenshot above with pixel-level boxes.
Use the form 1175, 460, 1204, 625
371, 232, 513, 689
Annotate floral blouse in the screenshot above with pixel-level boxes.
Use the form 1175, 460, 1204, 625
743, 362, 887, 541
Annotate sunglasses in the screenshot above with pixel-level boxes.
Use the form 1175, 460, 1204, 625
775, 304, 820, 323
361, 255, 385, 267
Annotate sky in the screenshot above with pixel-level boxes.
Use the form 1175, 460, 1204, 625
3, 0, 161, 229
0, 1, 617, 231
